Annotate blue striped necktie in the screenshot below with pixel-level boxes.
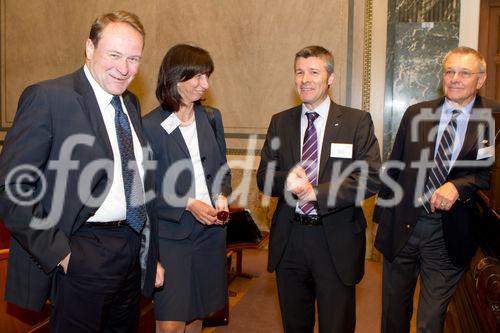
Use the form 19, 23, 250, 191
299, 112, 319, 215
422, 110, 460, 213
111, 96, 147, 233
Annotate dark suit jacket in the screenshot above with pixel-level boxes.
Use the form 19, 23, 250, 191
257, 101, 381, 286
142, 104, 231, 240
374, 95, 499, 267
0, 68, 158, 310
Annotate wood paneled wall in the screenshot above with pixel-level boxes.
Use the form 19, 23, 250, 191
0, 0, 363, 137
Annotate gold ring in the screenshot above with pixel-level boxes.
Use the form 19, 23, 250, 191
441, 202, 445, 207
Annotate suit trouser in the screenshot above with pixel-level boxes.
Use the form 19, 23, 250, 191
275, 222, 355, 333
50, 223, 141, 333
381, 212, 464, 333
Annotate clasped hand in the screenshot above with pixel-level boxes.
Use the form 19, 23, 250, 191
187, 195, 228, 225
429, 181, 459, 212
286, 166, 317, 202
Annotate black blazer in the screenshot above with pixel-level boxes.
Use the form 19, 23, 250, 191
257, 101, 381, 285
142, 104, 231, 239
0, 68, 158, 310
374, 95, 499, 267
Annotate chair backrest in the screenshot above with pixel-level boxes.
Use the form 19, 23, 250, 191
0, 221, 9, 250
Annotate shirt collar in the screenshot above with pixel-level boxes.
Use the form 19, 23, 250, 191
84, 64, 116, 111
302, 97, 330, 119
443, 96, 475, 116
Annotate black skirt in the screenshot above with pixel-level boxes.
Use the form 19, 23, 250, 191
154, 222, 227, 321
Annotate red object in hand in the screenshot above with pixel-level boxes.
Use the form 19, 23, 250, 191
217, 211, 229, 222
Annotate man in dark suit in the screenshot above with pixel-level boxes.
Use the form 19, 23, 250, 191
374, 46, 499, 333
0, 11, 162, 332
257, 45, 381, 333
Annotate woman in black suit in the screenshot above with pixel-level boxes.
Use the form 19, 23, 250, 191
143, 44, 231, 333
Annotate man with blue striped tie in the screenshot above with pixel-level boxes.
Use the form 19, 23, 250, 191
0, 11, 163, 332
257, 45, 381, 333
374, 46, 500, 333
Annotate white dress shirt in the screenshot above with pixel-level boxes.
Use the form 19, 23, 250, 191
434, 97, 474, 168
84, 65, 146, 222
295, 97, 331, 214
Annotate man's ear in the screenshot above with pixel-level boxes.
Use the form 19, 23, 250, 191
85, 39, 95, 60
328, 72, 335, 86
476, 72, 487, 90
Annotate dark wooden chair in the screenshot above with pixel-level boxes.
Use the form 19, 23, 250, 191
226, 230, 269, 281
0, 221, 51, 333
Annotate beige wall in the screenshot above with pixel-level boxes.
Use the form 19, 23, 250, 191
0, 1, 381, 260
0, 0, 372, 231
1, 0, 359, 135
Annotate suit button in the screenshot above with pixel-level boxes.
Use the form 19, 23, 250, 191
201, 156, 206, 162
206, 174, 211, 180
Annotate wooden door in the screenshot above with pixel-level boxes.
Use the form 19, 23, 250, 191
479, 0, 500, 99
479, 0, 500, 212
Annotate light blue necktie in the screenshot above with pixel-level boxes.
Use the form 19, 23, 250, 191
111, 96, 147, 233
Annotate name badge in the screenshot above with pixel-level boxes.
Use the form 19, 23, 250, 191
330, 143, 353, 159
477, 145, 495, 160
161, 113, 181, 134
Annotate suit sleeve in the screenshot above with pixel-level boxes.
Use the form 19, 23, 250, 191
450, 172, 490, 201
0, 84, 70, 273
257, 115, 290, 198
316, 111, 381, 213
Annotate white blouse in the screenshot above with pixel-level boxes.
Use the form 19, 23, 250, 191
179, 120, 212, 206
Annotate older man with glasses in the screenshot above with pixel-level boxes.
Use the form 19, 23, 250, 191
373, 46, 499, 333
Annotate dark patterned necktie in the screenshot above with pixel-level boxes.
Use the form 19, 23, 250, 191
111, 96, 147, 233
299, 112, 319, 215
422, 110, 460, 213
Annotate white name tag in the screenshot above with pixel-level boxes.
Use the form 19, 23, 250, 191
330, 143, 353, 159
161, 113, 181, 134
477, 145, 495, 160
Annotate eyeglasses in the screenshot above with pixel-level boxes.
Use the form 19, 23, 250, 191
444, 70, 484, 79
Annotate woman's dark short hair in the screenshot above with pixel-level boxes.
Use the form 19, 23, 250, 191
156, 44, 214, 111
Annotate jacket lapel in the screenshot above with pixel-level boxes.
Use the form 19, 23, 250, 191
289, 106, 302, 165
420, 98, 445, 160
318, 101, 342, 180
456, 95, 485, 161
195, 105, 217, 196
73, 68, 113, 158
157, 108, 191, 158
194, 105, 213, 159
123, 92, 146, 147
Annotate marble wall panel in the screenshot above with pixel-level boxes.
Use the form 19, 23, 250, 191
395, 0, 459, 23
383, 0, 460, 159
